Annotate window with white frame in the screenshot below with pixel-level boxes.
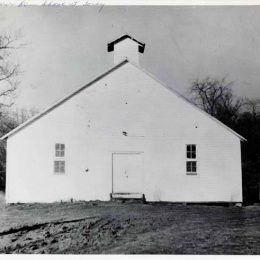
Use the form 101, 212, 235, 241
55, 143, 65, 157
54, 143, 65, 174
186, 144, 197, 175
54, 161, 65, 174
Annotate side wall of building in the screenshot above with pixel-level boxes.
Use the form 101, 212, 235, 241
5, 63, 243, 203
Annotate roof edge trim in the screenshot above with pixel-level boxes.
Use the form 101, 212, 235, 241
0, 59, 129, 140
126, 61, 247, 142
1, 58, 246, 142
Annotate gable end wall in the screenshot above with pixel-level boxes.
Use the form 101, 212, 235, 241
5, 63, 242, 203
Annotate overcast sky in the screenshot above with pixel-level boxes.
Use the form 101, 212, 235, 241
0, 5, 260, 110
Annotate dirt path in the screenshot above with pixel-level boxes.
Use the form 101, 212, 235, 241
0, 200, 260, 254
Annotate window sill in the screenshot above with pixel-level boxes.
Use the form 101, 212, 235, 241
186, 172, 198, 176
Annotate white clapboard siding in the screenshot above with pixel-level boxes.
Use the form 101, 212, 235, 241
5, 61, 243, 203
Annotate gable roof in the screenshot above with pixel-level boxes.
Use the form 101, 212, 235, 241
107, 34, 145, 53
133, 62, 247, 142
0, 59, 246, 141
0, 60, 128, 140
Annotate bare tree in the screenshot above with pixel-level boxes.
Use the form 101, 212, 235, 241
0, 31, 24, 190
243, 98, 260, 118
0, 32, 22, 107
11, 107, 38, 125
190, 77, 243, 126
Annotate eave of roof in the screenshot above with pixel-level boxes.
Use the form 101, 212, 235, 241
129, 61, 247, 142
107, 34, 145, 53
1, 58, 247, 142
0, 59, 129, 140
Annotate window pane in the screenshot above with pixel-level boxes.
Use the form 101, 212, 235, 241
60, 161, 65, 173
187, 145, 196, 159
54, 161, 59, 173
56, 150, 64, 157
186, 162, 191, 172
55, 143, 65, 157
191, 162, 197, 172
187, 145, 196, 158
186, 161, 197, 174
54, 161, 65, 174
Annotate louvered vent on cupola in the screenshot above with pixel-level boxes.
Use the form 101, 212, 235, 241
107, 34, 145, 65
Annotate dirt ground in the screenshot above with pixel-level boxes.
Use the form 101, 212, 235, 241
0, 192, 260, 254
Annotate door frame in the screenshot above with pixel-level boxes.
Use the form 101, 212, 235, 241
111, 151, 144, 193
